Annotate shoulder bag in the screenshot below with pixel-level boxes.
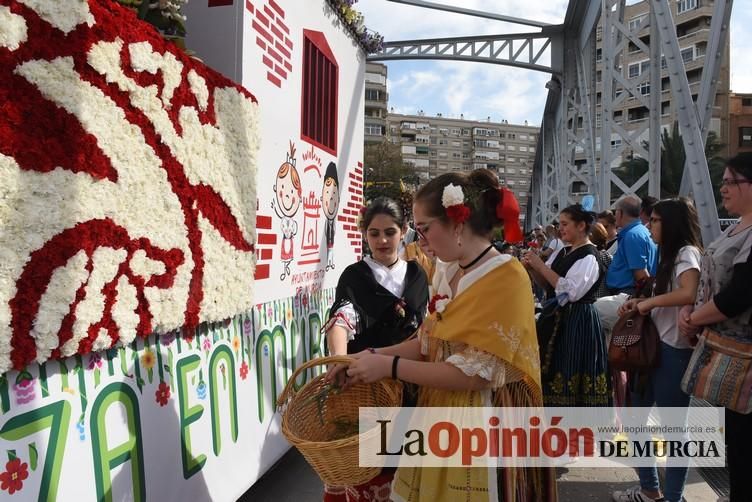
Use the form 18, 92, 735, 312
681, 328, 752, 414
608, 309, 661, 371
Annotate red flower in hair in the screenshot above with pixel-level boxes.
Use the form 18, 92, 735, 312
445, 204, 471, 224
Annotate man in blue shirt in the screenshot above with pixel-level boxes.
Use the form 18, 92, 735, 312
606, 195, 658, 295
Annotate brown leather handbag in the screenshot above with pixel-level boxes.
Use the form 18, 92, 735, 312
608, 309, 661, 371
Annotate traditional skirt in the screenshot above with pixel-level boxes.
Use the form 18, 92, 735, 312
541, 302, 612, 407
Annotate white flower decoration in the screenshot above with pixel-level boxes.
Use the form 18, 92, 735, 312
434, 298, 450, 314
441, 183, 465, 208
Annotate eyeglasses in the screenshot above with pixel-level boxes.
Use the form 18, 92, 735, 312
649, 216, 662, 224
415, 218, 438, 241
720, 178, 751, 187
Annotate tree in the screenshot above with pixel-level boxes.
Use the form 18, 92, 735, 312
613, 121, 726, 213
363, 141, 412, 201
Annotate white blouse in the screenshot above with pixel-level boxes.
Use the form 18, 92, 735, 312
326, 257, 408, 340
545, 246, 600, 305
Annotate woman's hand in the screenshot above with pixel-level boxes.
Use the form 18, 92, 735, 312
325, 363, 348, 387
618, 298, 639, 317
637, 298, 654, 316
678, 305, 701, 340
522, 250, 545, 271
343, 354, 392, 385
324, 350, 371, 386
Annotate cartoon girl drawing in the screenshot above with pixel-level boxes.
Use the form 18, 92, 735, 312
271, 142, 302, 280
321, 161, 340, 271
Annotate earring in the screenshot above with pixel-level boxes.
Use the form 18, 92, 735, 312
456, 235, 462, 247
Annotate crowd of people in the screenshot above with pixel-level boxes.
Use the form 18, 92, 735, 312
318, 152, 752, 502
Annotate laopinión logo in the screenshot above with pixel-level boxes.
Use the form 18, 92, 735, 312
357, 407, 725, 468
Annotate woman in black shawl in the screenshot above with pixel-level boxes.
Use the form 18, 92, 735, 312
323, 197, 428, 502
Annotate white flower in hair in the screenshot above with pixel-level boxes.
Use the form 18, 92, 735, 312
441, 183, 465, 208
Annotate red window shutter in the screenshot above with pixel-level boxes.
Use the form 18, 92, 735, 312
301, 30, 338, 155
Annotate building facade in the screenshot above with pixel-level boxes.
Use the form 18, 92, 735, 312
365, 62, 389, 143
386, 113, 538, 219
589, 0, 730, 195
728, 92, 752, 158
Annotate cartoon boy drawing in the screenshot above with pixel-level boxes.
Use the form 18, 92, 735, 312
321, 161, 340, 271
272, 142, 302, 280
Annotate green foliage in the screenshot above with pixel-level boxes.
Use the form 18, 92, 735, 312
614, 121, 727, 214
363, 141, 412, 201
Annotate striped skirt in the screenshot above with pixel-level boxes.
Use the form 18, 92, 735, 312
540, 302, 612, 407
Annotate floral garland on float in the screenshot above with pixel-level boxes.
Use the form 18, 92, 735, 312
0, 0, 260, 374
114, 0, 188, 49
326, 0, 384, 53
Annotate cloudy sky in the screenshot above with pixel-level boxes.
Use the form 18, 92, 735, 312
357, 0, 752, 126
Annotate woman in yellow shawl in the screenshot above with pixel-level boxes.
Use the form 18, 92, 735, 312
327, 169, 557, 501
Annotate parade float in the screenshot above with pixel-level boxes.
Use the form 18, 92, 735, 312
0, 0, 370, 499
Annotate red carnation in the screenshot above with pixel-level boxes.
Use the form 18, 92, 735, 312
155, 382, 171, 406
0, 458, 29, 495
240, 361, 249, 380
445, 204, 471, 224
428, 294, 449, 314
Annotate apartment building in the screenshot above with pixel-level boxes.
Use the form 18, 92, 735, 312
386, 112, 539, 218
588, 0, 729, 196
365, 62, 389, 143
728, 92, 752, 158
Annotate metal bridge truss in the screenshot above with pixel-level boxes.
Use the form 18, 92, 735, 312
367, 0, 732, 244
531, 0, 731, 243
369, 33, 556, 74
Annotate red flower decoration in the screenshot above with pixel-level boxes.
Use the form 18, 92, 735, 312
496, 188, 524, 243
1, 0, 257, 372
445, 204, 471, 224
240, 360, 249, 380
0, 458, 29, 495
394, 299, 407, 318
155, 382, 171, 406
428, 294, 449, 314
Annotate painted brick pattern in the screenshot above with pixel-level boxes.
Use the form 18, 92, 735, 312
337, 162, 364, 259
254, 214, 275, 280
247, 0, 293, 88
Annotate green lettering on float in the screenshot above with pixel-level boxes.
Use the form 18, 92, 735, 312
208, 345, 238, 455
308, 312, 324, 378
176, 354, 206, 478
0, 400, 72, 501
90, 382, 146, 502
255, 325, 288, 422
289, 319, 307, 391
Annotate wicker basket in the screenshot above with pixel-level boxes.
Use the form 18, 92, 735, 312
276, 355, 402, 486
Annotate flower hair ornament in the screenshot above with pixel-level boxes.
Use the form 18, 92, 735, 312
441, 183, 471, 224
496, 187, 524, 243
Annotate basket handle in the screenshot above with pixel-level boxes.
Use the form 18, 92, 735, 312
276, 355, 353, 408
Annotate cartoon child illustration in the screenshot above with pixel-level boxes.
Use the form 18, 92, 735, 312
271, 142, 302, 280
321, 161, 340, 271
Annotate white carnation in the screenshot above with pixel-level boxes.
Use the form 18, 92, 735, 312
441, 183, 465, 208
435, 298, 450, 313
0, 6, 28, 51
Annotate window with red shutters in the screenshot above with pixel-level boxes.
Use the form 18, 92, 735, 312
301, 30, 338, 155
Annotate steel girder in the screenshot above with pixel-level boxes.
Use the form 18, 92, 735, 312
384, 0, 552, 29
649, 0, 720, 243
368, 33, 555, 74
678, 0, 733, 199
599, 0, 661, 211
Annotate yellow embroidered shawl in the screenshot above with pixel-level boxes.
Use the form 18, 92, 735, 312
429, 259, 542, 397
403, 241, 435, 282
